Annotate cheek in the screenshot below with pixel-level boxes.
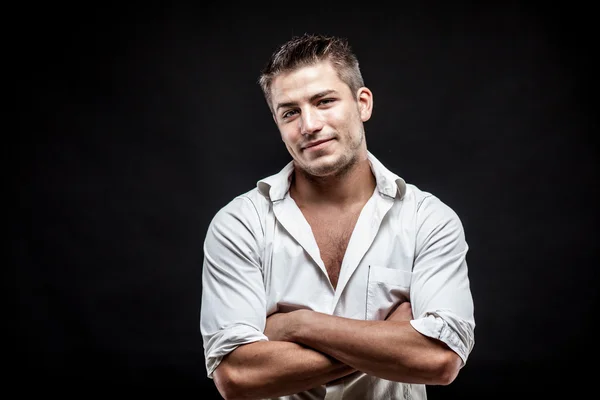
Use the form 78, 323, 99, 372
280, 131, 299, 152
335, 118, 353, 137
280, 126, 300, 142
330, 109, 356, 129
280, 132, 292, 145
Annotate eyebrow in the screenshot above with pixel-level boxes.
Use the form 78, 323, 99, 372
275, 90, 338, 113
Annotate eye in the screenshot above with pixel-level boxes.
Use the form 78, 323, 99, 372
282, 109, 298, 119
318, 98, 335, 106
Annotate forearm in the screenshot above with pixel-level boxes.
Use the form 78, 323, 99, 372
214, 340, 355, 400
291, 311, 461, 385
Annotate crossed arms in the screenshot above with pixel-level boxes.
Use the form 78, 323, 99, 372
213, 302, 462, 400
201, 195, 475, 400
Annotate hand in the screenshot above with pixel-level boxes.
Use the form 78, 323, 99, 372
264, 310, 304, 342
385, 301, 413, 322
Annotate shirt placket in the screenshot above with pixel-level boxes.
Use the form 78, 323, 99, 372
324, 381, 344, 400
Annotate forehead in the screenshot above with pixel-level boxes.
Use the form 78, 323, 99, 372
271, 61, 349, 106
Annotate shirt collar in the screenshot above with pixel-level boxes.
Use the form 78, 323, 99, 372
257, 151, 406, 202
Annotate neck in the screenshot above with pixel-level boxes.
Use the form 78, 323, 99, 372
290, 154, 376, 208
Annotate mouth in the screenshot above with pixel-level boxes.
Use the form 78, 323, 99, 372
302, 138, 333, 150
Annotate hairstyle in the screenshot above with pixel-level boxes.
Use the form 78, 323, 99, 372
258, 33, 365, 112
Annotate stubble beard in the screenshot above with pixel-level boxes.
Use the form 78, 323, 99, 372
298, 127, 365, 181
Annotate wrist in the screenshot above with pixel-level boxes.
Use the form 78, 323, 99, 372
289, 309, 311, 343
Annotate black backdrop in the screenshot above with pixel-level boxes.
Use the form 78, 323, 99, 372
14, 2, 597, 398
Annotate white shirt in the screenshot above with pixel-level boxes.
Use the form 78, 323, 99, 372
200, 151, 475, 400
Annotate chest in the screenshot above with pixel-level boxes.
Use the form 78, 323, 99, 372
264, 194, 415, 317
265, 208, 414, 318
302, 209, 361, 289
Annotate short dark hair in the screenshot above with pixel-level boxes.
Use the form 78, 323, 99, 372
258, 33, 365, 112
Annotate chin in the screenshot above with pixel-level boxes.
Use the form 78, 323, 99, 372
302, 154, 346, 176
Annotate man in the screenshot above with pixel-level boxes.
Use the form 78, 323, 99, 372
200, 33, 475, 399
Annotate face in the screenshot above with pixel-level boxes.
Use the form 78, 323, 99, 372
270, 61, 373, 177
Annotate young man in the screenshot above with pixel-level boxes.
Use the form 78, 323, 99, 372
200, 33, 475, 399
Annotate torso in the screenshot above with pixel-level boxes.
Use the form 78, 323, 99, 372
290, 161, 377, 289
301, 206, 363, 289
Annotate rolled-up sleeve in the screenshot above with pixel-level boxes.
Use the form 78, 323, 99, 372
408, 195, 475, 366
200, 196, 269, 378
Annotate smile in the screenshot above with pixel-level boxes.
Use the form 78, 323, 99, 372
303, 139, 333, 151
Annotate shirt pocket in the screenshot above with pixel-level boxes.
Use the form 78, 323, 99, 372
366, 265, 412, 321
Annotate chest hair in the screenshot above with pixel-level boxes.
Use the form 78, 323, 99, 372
303, 209, 361, 289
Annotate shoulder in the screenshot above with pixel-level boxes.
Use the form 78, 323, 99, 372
400, 184, 464, 235
211, 187, 267, 225
206, 187, 271, 243
403, 183, 457, 214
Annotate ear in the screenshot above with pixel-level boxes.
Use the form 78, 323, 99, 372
356, 87, 373, 122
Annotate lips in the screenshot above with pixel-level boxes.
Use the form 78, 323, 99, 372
303, 138, 332, 150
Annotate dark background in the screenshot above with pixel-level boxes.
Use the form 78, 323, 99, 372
13, 2, 596, 398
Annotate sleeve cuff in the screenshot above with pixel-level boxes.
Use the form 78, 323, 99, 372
204, 324, 269, 379
410, 313, 472, 366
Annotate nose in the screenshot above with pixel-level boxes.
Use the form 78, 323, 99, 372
299, 108, 323, 136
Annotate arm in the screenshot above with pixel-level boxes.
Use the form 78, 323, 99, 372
267, 304, 460, 385
214, 341, 354, 400
201, 196, 354, 400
